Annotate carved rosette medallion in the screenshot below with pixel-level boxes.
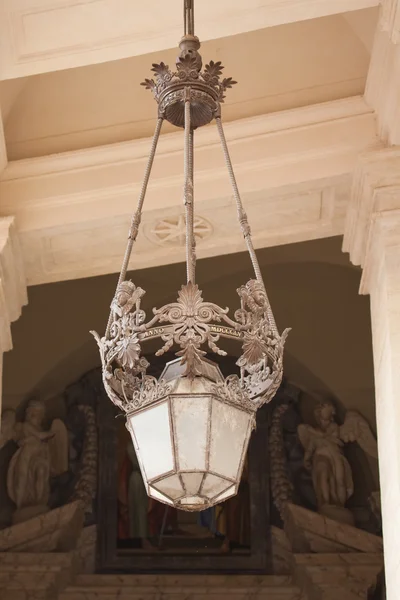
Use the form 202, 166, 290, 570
146, 215, 213, 247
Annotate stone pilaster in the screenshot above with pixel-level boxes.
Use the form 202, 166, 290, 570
0, 216, 27, 413
365, 0, 400, 145
343, 147, 400, 600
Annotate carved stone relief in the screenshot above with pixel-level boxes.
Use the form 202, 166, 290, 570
0, 399, 69, 524
269, 381, 381, 533
0, 369, 102, 530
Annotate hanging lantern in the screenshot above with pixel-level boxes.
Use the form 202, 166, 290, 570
92, 0, 290, 512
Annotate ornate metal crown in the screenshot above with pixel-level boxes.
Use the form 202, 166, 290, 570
141, 35, 236, 128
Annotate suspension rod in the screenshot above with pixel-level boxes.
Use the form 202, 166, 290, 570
184, 98, 196, 284
215, 116, 278, 335
106, 117, 164, 337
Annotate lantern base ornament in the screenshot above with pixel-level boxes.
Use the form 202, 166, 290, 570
92, 1, 290, 513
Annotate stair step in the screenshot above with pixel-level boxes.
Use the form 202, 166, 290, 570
74, 574, 292, 587
59, 575, 302, 599
1, 592, 50, 600
60, 589, 301, 600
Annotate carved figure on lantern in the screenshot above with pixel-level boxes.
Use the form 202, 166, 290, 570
111, 281, 146, 318
235, 280, 289, 403
0, 399, 69, 524
298, 400, 378, 524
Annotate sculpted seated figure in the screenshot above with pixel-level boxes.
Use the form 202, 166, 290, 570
298, 400, 377, 525
0, 399, 68, 524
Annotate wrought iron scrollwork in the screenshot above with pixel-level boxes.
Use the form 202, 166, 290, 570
92, 277, 289, 414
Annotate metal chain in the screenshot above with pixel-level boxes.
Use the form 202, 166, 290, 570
215, 116, 278, 335
105, 117, 164, 337
184, 98, 196, 283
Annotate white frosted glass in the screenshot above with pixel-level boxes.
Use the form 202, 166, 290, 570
180, 496, 206, 506
153, 474, 184, 500
201, 473, 230, 498
214, 485, 236, 503
181, 472, 204, 495
209, 400, 250, 479
172, 396, 210, 470
129, 401, 174, 481
149, 487, 174, 505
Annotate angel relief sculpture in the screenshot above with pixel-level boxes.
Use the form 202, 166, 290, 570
0, 399, 69, 524
298, 399, 378, 524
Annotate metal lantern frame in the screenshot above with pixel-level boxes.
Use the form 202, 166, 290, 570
92, 0, 289, 513
125, 357, 255, 511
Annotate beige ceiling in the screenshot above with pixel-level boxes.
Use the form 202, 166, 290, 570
0, 8, 378, 160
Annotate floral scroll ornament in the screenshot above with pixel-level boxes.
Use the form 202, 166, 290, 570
152, 282, 229, 378
235, 280, 290, 402
92, 277, 289, 414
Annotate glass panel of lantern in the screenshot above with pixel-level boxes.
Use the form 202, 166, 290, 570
126, 357, 254, 510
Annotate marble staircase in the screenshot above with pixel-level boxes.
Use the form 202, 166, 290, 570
58, 574, 303, 599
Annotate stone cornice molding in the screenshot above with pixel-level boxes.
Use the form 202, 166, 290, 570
366, 2, 400, 144
381, 0, 400, 43
1, 97, 375, 183
343, 147, 400, 292
365, 27, 400, 144
362, 208, 400, 293
0, 217, 27, 354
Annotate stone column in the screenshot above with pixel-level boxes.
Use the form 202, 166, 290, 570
343, 148, 400, 600
0, 217, 27, 415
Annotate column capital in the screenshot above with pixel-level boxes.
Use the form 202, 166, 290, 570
0, 217, 27, 354
343, 147, 400, 292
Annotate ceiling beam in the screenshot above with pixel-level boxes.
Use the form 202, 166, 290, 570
0, 0, 379, 80
0, 97, 380, 286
